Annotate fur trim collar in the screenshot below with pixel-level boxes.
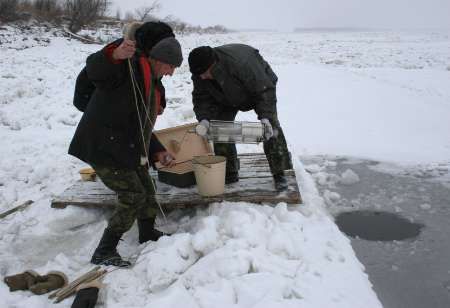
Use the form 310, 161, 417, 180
123, 22, 144, 41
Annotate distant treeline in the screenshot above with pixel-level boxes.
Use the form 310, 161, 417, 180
0, 0, 229, 34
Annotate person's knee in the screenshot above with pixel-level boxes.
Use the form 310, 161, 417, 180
118, 191, 147, 205
136, 194, 158, 217
109, 192, 146, 233
108, 213, 136, 234
137, 205, 158, 220
146, 194, 158, 205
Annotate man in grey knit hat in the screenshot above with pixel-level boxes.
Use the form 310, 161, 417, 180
150, 37, 183, 68
69, 22, 183, 267
188, 44, 293, 191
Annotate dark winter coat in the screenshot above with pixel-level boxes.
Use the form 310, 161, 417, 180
192, 44, 278, 121
68, 41, 165, 169
73, 45, 167, 113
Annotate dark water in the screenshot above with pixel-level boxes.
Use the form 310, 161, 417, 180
302, 155, 450, 308
336, 210, 423, 241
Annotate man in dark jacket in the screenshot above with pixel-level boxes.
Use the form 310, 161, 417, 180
69, 22, 183, 267
188, 44, 292, 191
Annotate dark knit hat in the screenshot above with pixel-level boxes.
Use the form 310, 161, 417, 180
188, 46, 216, 75
134, 21, 175, 55
149, 37, 183, 67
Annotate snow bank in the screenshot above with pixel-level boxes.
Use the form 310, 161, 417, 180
109, 200, 380, 307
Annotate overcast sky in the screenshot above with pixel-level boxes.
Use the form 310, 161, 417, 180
112, 0, 450, 31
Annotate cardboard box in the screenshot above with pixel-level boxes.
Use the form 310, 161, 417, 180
154, 123, 213, 187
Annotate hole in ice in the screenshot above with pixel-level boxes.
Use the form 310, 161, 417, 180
335, 210, 423, 241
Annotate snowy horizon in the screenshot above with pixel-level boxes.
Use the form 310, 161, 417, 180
112, 0, 450, 31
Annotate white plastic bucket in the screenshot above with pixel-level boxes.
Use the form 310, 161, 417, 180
192, 155, 227, 197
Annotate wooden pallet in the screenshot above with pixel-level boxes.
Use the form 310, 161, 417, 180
51, 153, 302, 210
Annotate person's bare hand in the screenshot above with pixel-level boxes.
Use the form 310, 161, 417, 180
155, 151, 176, 167
112, 39, 136, 60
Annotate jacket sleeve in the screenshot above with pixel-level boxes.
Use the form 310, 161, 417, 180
240, 54, 278, 120
85, 41, 127, 90
73, 67, 95, 112
192, 76, 220, 121
149, 133, 166, 169
149, 133, 166, 154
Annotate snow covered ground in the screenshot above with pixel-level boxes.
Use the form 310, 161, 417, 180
1, 25, 449, 307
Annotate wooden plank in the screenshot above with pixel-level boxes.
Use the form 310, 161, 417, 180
237, 152, 263, 157
51, 153, 302, 210
0, 200, 33, 219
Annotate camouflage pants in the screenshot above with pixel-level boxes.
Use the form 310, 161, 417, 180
91, 164, 158, 235
213, 108, 293, 176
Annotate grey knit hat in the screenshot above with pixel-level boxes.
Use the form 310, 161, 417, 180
149, 37, 183, 67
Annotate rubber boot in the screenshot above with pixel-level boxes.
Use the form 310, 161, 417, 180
137, 217, 164, 244
273, 172, 288, 192
29, 271, 68, 295
214, 143, 239, 184
3, 270, 40, 292
71, 278, 104, 308
225, 172, 239, 184
91, 228, 131, 267
71, 288, 99, 308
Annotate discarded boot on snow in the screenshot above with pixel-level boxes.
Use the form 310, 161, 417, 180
4, 270, 67, 295
71, 278, 105, 308
71, 287, 99, 308
4, 270, 40, 292
138, 217, 164, 244
273, 172, 288, 192
29, 271, 68, 295
91, 228, 131, 267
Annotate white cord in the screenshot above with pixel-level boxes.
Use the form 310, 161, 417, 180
127, 59, 167, 223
